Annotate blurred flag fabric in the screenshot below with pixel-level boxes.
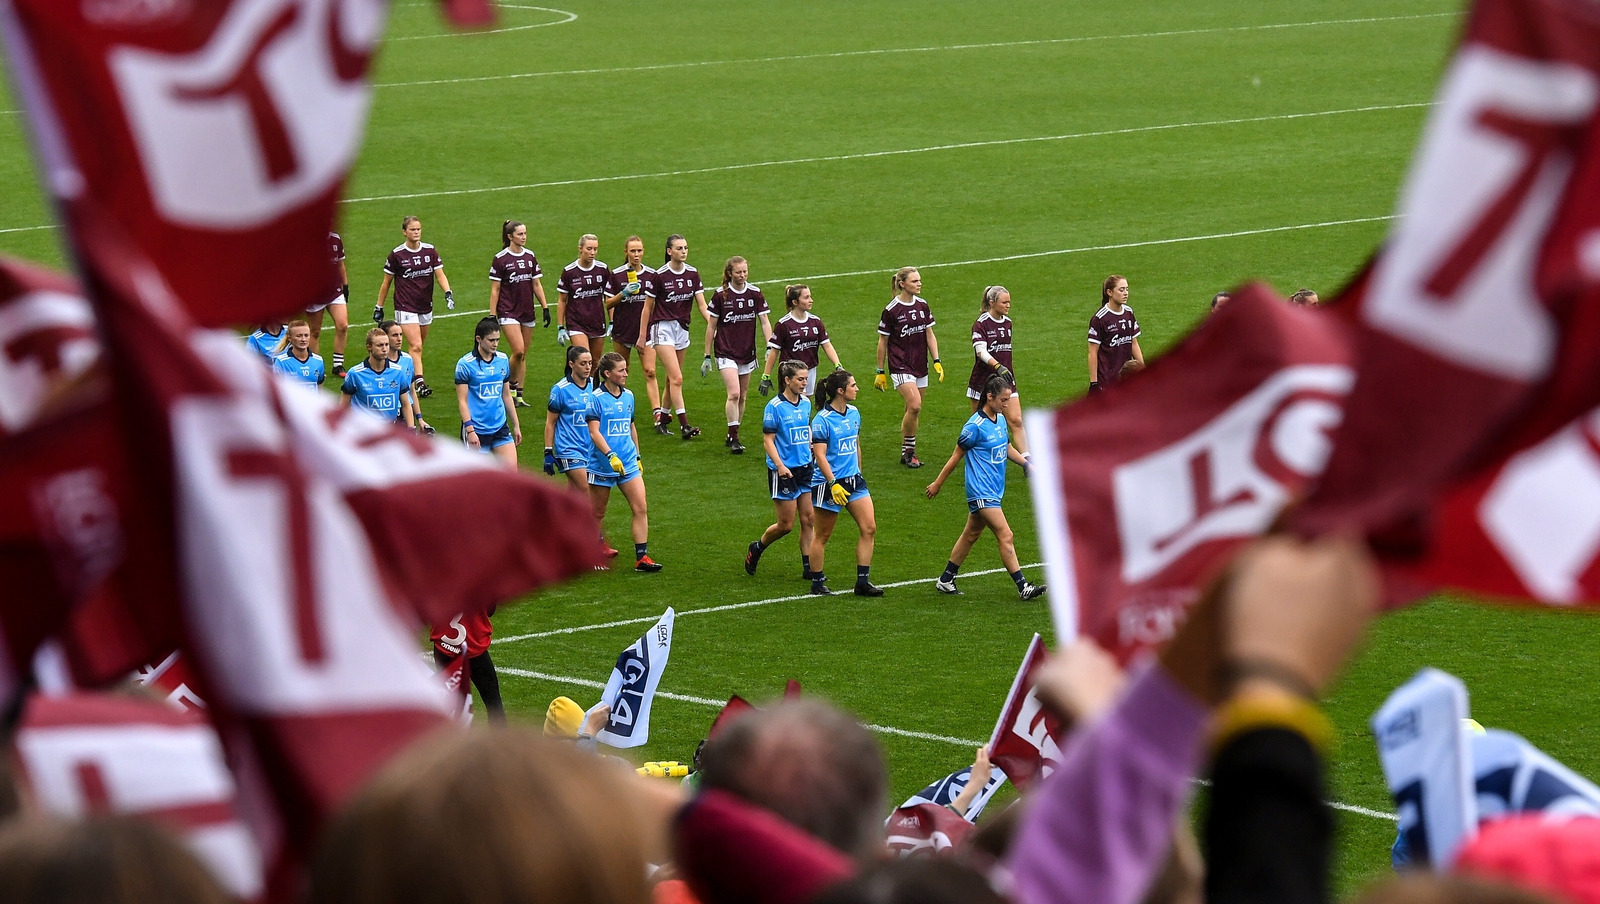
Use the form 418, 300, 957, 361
1025, 287, 1353, 658
888, 765, 1007, 826
987, 634, 1061, 790
595, 608, 676, 749
885, 804, 978, 858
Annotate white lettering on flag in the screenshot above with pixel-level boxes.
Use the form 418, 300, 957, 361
595, 608, 675, 749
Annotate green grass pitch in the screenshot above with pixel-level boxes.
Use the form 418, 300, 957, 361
5, 0, 1600, 894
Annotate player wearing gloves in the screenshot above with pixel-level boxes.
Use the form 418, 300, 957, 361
605, 236, 653, 367
638, 234, 706, 438
376, 216, 452, 399
382, 321, 432, 435
586, 353, 660, 571
490, 220, 550, 409
704, 256, 773, 455
544, 346, 597, 497
455, 317, 520, 470
876, 267, 942, 468
556, 234, 610, 354
305, 231, 351, 376
760, 284, 840, 399
1087, 274, 1143, 393
808, 369, 881, 597
969, 285, 1026, 456
745, 360, 817, 580
925, 374, 1043, 601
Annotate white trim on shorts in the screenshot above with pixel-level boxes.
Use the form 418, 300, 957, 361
717, 357, 757, 376
396, 310, 434, 326
891, 373, 928, 389
648, 321, 691, 351
499, 316, 538, 328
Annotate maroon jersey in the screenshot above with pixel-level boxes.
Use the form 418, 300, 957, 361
557, 259, 610, 336
607, 263, 653, 347
648, 264, 702, 327
489, 247, 543, 323
708, 285, 769, 364
767, 311, 830, 370
969, 313, 1014, 393
384, 242, 442, 314
1088, 303, 1141, 385
328, 232, 345, 295
877, 296, 936, 377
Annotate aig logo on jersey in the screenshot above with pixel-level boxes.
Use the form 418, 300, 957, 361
838, 436, 859, 455
1112, 365, 1352, 583
476, 382, 502, 400
607, 420, 630, 437
789, 426, 811, 445
107, 0, 385, 228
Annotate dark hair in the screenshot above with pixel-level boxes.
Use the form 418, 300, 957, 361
0, 817, 230, 904
379, 319, 399, 333
698, 699, 887, 862
814, 368, 853, 412
1101, 274, 1126, 305
473, 317, 500, 354
784, 284, 809, 311
811, 859, 1006, 904
401, 216, 420, 230
981, 373, 1010, 405
598, 352, 627, 382
980, 285, 1007, 314
663, 234, 685, 265
1211, 291, 1230, 311
723, 256, 747, 289
891, 267, 918, 295
564, 344, 591, 382
502, 220, 524, 249
1289, 288, 1318, 306
778, 359, 808, 385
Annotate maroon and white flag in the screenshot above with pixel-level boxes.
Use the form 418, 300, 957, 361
1294, 0, 1600, 540
15, 692, 261, 899
987, 634, 1061, 791
1026, 288, 1354, 661
884, 804, 975, 858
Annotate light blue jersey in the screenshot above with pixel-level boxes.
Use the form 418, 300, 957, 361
547, 376, 596, 459
454, 350, 511, 433
762, 394, 813, 470
342, 358, 407, 418
246, 328, 285, 362
586, 387, 641, 480
272, 350, 325, 386
958, 411, 1011, 503
811, 404, 862, 481
388, 352, 416, 389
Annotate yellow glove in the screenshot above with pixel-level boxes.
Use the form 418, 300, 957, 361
874, 370, 889, 392
608, 452, 625, 475
933, 359, 944, 382
829, 481, 851, 506
636, 457, 644, 474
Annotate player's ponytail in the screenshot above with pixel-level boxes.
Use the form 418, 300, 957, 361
982, 373, 1009, 407
723, 256, 746, 290
815, 367, 852, 412
563, 344, 590, 383
892, 266, 918, 298
597, 351, 626, 386
1101, 274, 1126, 306
778, 359, 807, 389
980, 285, 1007, 314
502, 220, 523, 249
784, 284, 808, 311
274, 319, 308, 356
664, 233, 685, 265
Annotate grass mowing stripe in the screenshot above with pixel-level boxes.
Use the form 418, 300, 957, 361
427, 215, 1396, 324
494, 563, 1043, 646
498, 666, 988, 746
376, 12, 1459, 89
342, 103, 1432, 204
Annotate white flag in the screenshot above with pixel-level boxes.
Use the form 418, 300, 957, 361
595, 608, 675, 749
1373, 668, 1477, 868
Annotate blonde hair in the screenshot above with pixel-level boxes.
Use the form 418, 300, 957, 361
980, 286, 1008, 314
891, 267, 918, 296
275, 319, 310, 355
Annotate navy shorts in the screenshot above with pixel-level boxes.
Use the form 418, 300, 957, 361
769, 465, 815, 501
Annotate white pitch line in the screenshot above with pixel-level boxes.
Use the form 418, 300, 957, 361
391, 5, 576, 41
0, 224, 57, 235
493, 563, 1043, 645
426, 214, 1396, 324
376, 12, 1459, 89
342, 102, 1432, 205
1190, 778, 1397, 822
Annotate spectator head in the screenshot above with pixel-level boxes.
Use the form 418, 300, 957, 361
0, 816, 228, 904
812, 858, 1006, 904
1120, 358, 1145, 378
1289, 288, 1319, 306
698, 699, 887, 862
311, 729, 649, 904
544, 696, 584, 738
1210, 292, 1230, 313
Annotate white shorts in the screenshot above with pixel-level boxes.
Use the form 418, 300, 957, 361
499, 316, 538, 328
306, 292, 346, 315
396, 310, 434, 326
648, 321, 691, 351
717, 357, 758, 376
891, 373, 928, 390
967, 387, 1020, 401
804, 369, 817, 397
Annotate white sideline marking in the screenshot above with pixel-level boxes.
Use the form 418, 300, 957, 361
0, 224, 56, 234
391, 5, 576, 41
428, 214, 1396, 323
494, 563, 1044, 645
342, 102, 1431, 204
376, 12, 1459, 89
1191, 778, 1398, 822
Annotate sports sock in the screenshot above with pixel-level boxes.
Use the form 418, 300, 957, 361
635, 543, 648, 559
802, 554, 812, 574
468, 652, 506, 724
677, 411, 690, 427
754, 539, 768, 553
811, 572, 826, 590
901, 435, 917, 457
1010, 570, 1026, 590
332, 353, 344, 367
941, 560, 960, 582
857, 565, 871, 583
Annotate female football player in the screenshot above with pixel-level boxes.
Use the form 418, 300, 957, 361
745, 360, 816, 580
490, 220, 550, 408
1087, 274, 1143, 392
305, 231, 351, 376
382, 320, 431, 435
968, 285, 1026, 456
376, 216, 453, 399
271, 319, 325, 386
340, 328, 415, 430
760, 284, 840, 399
455, 317, 519, 470
556, 234, 609, 355
876, 267, 942, 468
808, 369, 881, 597
246, 320, 286, 362
638, 234, 705, 439
704, 256, 773, 454
545, 345, 596, 495
606, 235, 652, 364
587, 352, 661, 572
924, 374, 1045, 601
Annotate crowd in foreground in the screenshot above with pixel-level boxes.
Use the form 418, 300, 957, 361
2, 535, 1593, 904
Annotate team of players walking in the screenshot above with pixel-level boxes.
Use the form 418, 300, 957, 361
245, 218, 1148, 602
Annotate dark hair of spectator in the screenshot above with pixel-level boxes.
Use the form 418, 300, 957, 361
0, 817, 230, 904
